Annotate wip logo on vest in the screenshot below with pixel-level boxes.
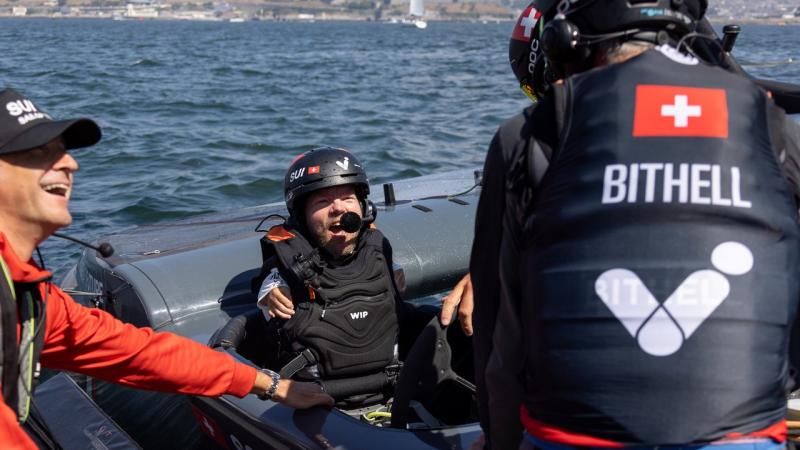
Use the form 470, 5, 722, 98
594, 242, 753, 356
633, 85, 728, 138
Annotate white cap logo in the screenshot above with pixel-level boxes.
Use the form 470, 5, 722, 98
6, 99, 49, 125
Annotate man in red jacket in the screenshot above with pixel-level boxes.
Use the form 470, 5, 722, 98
0, 88, 334, 449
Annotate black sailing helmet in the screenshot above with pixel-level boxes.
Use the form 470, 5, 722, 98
284, 146, 371, 222
509, 2, 547, 102
509, 0, 708, 101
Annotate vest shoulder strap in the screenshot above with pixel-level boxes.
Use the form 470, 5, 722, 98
552, 81, 569, 140
0, 257, 15, 416
252, 224, 307, 296
15, 284, 45, 423
527, 138, 551, 188
0, 257, 42, 423
268, 227, 319, 296
524, 86, 564, 188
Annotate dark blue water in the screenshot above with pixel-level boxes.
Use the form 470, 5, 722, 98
0, 19, 797, 276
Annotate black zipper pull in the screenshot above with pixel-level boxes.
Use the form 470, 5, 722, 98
321, 295, 329, 319
319, 291, 329, 320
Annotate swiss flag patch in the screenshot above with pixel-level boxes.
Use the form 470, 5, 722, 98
308, 165, 320, 174
511, 5, 540, 42
633, 85, 728, 138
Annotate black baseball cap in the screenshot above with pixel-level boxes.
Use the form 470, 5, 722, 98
0, 88, 101, 156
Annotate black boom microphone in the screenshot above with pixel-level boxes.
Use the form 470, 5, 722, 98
339, 212, 364, 233
52, 232, 114, 258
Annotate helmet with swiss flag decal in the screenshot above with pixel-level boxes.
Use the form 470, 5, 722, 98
509, 2, 548, 102
510, 0, 707, 101
284, 146, 370, 220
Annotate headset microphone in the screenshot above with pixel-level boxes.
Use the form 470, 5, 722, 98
339, 212, 364, 233
340, 199, 378, 233
52, 232, 115, 258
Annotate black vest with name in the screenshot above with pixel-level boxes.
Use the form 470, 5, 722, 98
264, 226, 399, 379
520, 47, 800, 444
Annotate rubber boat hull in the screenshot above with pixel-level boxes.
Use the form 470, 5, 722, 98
61, 168, 483, 449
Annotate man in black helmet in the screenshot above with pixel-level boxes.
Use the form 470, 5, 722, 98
470, 0, 800, 449
253, 147, 405, 402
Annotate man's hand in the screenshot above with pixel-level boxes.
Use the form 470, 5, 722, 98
273, 379, 334, 409
252, 371, 334, 409
262, 286, 295, 319
440, 273, 474, 336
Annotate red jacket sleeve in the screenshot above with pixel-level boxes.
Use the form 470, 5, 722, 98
0, 400, 35, 449
39, 283, 257, 398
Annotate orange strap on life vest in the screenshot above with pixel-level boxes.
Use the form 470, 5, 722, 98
267, 225, 295, 242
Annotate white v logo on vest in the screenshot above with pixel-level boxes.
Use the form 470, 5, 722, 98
594, 242, 753, 356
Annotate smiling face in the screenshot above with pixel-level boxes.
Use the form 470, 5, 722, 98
303, 185, 363, 259
0, 138, 78, 245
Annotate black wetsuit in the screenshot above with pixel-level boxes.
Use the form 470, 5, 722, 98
471, 47, 800, 448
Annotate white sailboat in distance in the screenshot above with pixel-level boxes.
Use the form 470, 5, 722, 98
403, 0, 427, 29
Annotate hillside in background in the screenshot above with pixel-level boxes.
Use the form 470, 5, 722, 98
0, 0, 797, 22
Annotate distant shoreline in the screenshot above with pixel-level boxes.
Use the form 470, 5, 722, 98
709, 18, 800, 26
0, 14, 515, 22
0, 14, 797, 25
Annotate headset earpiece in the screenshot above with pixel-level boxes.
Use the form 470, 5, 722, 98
363, 200, 377, 226
541, 17, 587, 63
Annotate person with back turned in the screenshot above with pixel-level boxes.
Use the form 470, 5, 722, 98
0, 88, 333, 449
468, 0, 800, 448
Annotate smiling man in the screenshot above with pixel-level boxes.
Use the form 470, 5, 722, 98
0, 89, 333, 449
254, 147, 403, 402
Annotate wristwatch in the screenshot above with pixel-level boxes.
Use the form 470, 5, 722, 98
257, 368, 280, 401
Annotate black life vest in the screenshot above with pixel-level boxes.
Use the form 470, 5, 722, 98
261, 225, 400, 380
519, 47, 800, 444
0, 257, 46, 424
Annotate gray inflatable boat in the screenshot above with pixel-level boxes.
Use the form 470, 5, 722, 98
58, 167, 483, 449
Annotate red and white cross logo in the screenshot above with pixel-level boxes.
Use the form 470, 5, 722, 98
511, 6, 540, 42
661, 95, 702, 128
520, 8, 538, 38
633, 85, 728, 138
